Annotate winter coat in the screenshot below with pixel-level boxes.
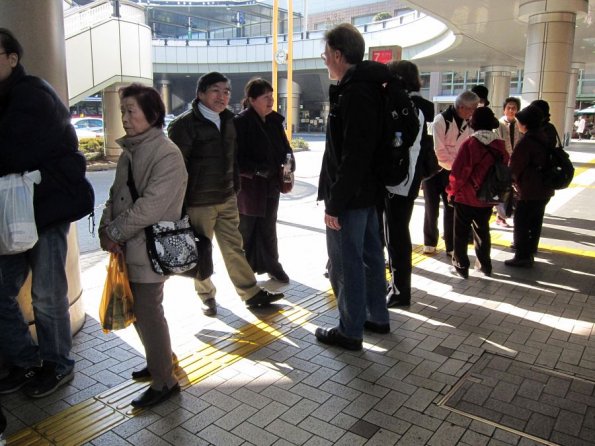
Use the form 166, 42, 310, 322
386, 93, 435, 199
432, 105, 474, 171
510, 129, 555, 201
168, 99, 239, 207
497, 117, 521, 155
447, 131, 509, 208
318, 61, 389, 216
99, 127, 187, 283
233, 107, 294, 217
0, 64, 92, 231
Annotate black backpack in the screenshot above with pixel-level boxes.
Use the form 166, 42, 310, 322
475, 145, 512, 204
541, 133, 574, 190
380, 78, 420, 186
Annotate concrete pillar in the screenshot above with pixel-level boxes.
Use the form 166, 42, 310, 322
565, 63, 583, 144
482, 66, 515, 118
278, 78, 301, 134
103, 83, 126, 161
159, 80, 172, 115
428, 71, 441, 115
519, 0, 589, 135
0, 0, 86, 338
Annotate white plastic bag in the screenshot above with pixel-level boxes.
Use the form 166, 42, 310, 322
0, 171, 42, 255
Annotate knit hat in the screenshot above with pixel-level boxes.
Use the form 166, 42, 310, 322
515, 104, 544, 130
470, 106, 499, 130
471, 85, 490, 107
530, 99, 550, 119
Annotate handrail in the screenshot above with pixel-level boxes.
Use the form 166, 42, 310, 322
152, 10, 424, 47
64, 0, 145, 38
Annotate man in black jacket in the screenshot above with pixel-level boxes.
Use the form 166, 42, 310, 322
0, 29, 93, 398
315, 24, 390, 351
168, 72, 283, 316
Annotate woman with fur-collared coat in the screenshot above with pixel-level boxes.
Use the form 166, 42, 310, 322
234, 78, 294, 283
99, 84, 187, 409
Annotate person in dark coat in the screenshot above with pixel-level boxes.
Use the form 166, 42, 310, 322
234, 78, 295, 283
530, 99, 558, 148
447, 107, 509, 278
315, 24, 390, 351
505, 104, 555, 267
384, 60, 435, 307
0, 29, 93, 398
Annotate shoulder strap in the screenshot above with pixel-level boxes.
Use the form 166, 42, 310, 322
127, 161, 139, 202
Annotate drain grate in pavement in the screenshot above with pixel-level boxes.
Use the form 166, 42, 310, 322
437, 352, 595, 446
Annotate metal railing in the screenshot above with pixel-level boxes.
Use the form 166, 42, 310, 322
64, 0, 145, 38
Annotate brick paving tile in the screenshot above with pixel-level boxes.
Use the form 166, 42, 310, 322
363, 409, 410, 435
319, 379, 362, 401
90, 430, 133, 445
365, 428, 402, 445
232, 421, 279, 445
181, 406, 226, 434
127, 428, 171, 446
347, 378, 390, 398
198, 424, 244, 446
333, 432, 367, 446
248, 401, 289, 428
162, 427, 209, 445
398, 425, 434, 445
403, 387, 439, 412
511, 395, 560, 417
427, 422, 466, 445
343, 392, 381, 418
266, 418, 313, 444
460, 429, 491, 446
492, 428, 522, 444
113, 412, 162, 438
301, 366, 336, 388
374, 389, 409, 415
299, 415, 347, 442
394, 406, 442, 431
214, 403, 258, 431
554, 409, 584, 436
330, 412, 359, 430
280, 398, 320, 425
261, 384, 303, 407
524, 412, 556, 440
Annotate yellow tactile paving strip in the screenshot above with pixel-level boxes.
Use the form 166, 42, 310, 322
9, 166, 592, 445
8, 291, 337, 445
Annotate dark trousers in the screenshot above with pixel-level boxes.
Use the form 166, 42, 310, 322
452, 203, 493, 270
513, 199, 549, 259
422, 169, 453, 251
238, 194, 284, 276
384, 193, 415, 297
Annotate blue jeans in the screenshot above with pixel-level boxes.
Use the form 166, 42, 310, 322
0, 223, 74, 374
326, 207, 389, 339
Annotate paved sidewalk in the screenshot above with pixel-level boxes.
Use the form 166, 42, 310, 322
2, 140, 594, 445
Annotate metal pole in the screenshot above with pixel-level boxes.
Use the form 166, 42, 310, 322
286, 0, 293, 140
272, 0, 279, 108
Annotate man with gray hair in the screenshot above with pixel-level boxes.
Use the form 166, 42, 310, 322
315, 24, 390, 350
421, 91, 479, 257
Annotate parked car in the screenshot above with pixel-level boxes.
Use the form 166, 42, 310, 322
71, 117, 103, 140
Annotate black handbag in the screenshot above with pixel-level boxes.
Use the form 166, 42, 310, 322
127, 163, 212, 279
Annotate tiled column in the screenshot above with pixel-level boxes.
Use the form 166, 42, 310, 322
565, 63, 583, 144
519, 0, 588, 136
0, 0, 86, 338
159, 80, 172, 115
483, 65, 515, 118
103, 83, 127, 161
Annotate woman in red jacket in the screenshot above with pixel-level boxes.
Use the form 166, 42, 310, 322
447, 107, 509, 278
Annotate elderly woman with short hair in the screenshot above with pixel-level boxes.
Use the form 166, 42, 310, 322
99, 84, 187, 408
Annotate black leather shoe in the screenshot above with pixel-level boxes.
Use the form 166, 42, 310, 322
245, 289, 284, 308
131, 353, 179, 380
451, 266, 469, 279
504, 257, 534, 268
131, 383, 180, 409
201, 298, 217, 316
474, 260, 492, 277
268, 270, 290, 283
315, 327, 362, 351
387, 294, 410, 308
364, 321, 391, 334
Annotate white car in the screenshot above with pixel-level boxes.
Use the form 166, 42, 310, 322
71, 117, 104, 140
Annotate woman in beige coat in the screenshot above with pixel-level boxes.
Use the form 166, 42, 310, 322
99, 84, 187, 409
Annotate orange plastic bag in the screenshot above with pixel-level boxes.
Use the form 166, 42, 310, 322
99, 252, 135, 333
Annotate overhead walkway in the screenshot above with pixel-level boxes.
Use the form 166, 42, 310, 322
64, 0, 153, 105
152, 11, 451, 74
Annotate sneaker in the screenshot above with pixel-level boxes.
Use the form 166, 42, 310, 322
245, 289, 284, 308
23, 367, 74, 398
450, 266, 469, 279
0, 366, 40, 395
423, 246, 436, 254
387, 293, 411, 308
496, 217, 511, 228
446, 250, 454, 258
201, 298, 217, 317
315, 327, 362, 351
